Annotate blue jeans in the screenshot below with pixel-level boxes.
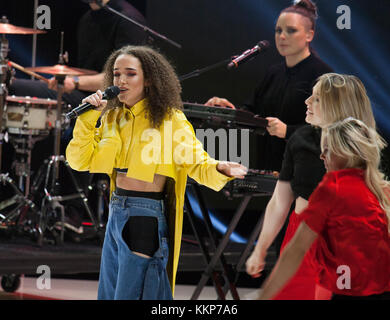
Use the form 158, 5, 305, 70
97, 194, 172, 300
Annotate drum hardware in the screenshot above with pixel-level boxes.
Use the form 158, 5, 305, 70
0, 18, 41, 241
0, 20, 79, 245
0, 32, 10, 173
7, 132, 47, 196
39, 188, 66, 245
4, 95, 58, 135
0, 16, 46, 171
0, 131, 47, 244
28, 154, 99, 245
0, 23, 102, 245
0, 173, 43, 244
4, 95, 69, 135
25, 33, 101, 241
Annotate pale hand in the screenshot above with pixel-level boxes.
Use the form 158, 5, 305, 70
204, 96, 236, 109
48, 76, 76, 94
266, 117, 287, 138
246, 250, 266, 278
81, 90, 107, 111
216, 161, 247, 179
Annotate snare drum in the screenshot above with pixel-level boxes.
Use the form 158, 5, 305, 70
4, 95, 58, 135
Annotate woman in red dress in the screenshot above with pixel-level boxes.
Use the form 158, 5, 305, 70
258, 118, 390, 300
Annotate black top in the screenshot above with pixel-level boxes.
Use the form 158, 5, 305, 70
244, 53, 333, 171
77, 0, 147, 72
278, 125, 326, 200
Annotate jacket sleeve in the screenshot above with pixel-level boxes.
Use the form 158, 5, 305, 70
65, 109, 103, 171
172, 112, 234, 191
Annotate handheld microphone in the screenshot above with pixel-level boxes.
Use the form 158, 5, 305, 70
65, 86, 120, 120
227, 40, 270, 69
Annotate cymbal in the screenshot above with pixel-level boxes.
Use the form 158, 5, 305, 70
0, 22, 46, 34
26, 64, 98, 76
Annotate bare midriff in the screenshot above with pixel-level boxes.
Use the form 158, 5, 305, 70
115, 172, 167, 192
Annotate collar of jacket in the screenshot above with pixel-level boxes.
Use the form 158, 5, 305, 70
122, 98, 147, 117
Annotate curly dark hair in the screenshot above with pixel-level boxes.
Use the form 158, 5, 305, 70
102, 45, 183, 128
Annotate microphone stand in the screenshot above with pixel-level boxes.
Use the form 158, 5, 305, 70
179, 41, 269, 82
94, 0, 182, 49
179, 57, 234, 82
0, 32, 10, 173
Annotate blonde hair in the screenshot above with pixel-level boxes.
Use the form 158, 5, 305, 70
316, 73, 376, 129
322, 118, 390, 231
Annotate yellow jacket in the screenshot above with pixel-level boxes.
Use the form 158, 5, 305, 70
65, 99, 232, 295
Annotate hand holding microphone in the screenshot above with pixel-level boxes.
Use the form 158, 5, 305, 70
83, 90, 107, 111
65, 86, 120, 120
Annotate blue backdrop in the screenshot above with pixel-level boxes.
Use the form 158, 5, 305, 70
147, 0, 390, 139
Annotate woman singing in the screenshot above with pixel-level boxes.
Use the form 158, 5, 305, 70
66, 45, 247, 300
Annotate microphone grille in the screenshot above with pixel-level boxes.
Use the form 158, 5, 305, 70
105, 86, 121, 100
258, 40, 270, 49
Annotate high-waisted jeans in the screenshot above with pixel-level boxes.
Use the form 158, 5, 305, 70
97, 194, 172, 300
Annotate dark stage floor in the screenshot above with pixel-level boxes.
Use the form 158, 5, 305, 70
0, 232, 277, 290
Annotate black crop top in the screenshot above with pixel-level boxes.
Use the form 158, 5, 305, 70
278, 125, 326, 200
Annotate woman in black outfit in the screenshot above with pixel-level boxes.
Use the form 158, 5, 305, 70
205, 0, 332, 171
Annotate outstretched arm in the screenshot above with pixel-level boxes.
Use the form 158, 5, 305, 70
246, 180, 294, 277
258, 222, 318, 300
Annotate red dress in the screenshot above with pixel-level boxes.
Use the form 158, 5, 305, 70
272, 210, 332, 300
300, 168, 390, 296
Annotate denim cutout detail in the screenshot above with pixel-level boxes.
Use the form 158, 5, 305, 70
142, 236, 171, 300
120, 215, 159, 259
98, 195, 172, 300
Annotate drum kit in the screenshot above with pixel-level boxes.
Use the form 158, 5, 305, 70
0, 17, 105, 245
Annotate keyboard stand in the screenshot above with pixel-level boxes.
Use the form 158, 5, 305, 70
184, 182, 268, 300
185, 183, 239, 299
184, 188, 227, 299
